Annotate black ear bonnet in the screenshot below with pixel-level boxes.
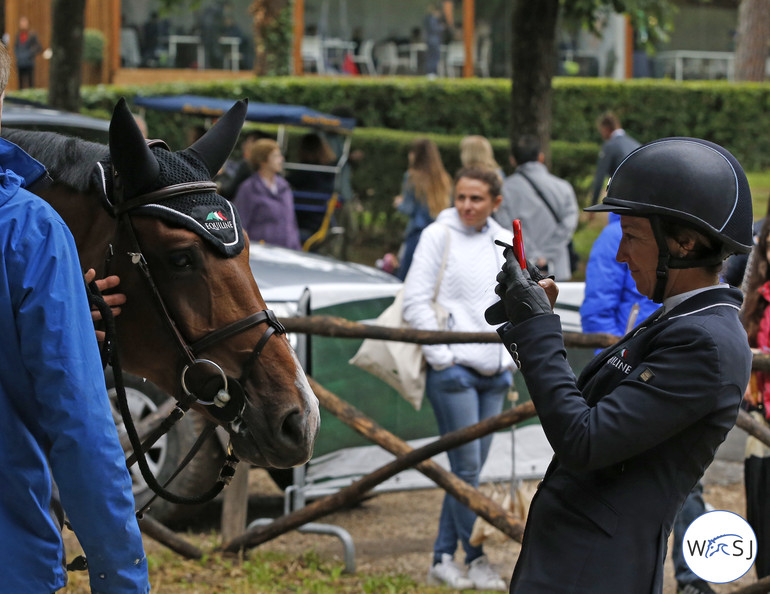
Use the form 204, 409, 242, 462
95, 97, 248, 258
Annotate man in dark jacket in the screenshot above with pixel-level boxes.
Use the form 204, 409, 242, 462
13, 16, 41, 89
590, 112, 640, 206
487, 137, 753, 593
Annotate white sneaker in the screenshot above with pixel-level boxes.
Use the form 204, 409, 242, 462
427, 553, 474, 589
467, 555, 506, 591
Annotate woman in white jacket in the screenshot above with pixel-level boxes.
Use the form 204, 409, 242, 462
403, 167, 514, 591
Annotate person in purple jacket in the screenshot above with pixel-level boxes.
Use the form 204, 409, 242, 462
234, 138, 302, 250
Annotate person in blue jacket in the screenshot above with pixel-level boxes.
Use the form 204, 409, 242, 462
0, 43, 150, 593
581, 212, 659, 342
580, 211, 715, 594
487, 137, 753, 593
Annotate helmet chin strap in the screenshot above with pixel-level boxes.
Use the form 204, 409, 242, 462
649, 216, 671, 304
648, 215, 726, 303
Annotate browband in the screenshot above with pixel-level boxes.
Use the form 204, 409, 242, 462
114, 181, 219, 215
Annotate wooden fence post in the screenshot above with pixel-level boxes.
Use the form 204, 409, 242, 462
220, 461, 250, 542
220, 381, 536, 553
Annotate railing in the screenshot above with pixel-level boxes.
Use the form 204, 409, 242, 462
656, 50, 736, 81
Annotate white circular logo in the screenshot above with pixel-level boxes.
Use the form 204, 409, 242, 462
683, 510, 756, 584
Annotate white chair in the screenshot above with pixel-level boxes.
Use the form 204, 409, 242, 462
350, 39, 376, 75
476, 37, 491, 77
376, 42, 410, 75
301, 36, 326, 74
445, 41, 465, 77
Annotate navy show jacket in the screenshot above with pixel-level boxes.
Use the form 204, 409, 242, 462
499, 286, 750, 593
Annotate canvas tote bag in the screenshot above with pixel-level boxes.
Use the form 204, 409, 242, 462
349, 226, 451, 410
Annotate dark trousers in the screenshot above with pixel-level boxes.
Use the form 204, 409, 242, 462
746, 453, 770, 579
18, 66, 35, 89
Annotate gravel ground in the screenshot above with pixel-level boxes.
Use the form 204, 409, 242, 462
244, 456, 759, 593
61, 426, 762, 593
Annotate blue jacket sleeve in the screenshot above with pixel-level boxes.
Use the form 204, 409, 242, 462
580, 224, 625, 337
14, 211, 149, 593
397, 172, 417, 216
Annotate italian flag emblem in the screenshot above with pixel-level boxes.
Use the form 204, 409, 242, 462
206, 211, 228, 221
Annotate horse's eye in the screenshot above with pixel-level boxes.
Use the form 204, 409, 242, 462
169, 252, 194, 269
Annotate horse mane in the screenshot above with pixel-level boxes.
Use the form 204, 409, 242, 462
1, 128, 109, 193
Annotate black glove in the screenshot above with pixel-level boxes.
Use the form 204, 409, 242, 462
485, 246, 552, 326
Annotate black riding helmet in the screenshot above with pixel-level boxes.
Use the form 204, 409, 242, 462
585, 137, 753, 302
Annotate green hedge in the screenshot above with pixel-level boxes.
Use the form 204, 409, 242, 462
13, 80, 597, 243
17, 75, 770, 168
14, 76, 766, 254
21, 76, 765, 170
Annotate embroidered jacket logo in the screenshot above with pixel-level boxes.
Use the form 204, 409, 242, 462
606, 347, 632, 374
204, 210, 234, 231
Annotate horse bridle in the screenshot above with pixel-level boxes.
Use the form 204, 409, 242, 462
102, 155, 286, 508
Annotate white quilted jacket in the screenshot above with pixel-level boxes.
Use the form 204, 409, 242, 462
402, 207, 513, 375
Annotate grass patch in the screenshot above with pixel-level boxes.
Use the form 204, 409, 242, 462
748, 170, 770, 217
61, 540, 466, 593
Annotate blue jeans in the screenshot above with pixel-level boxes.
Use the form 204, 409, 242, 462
672, 481, 706, 584
426, 364, 512, 564
396, 229, 422, 281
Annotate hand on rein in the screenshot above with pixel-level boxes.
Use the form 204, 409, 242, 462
484, 240, 558, 326
84, 268, 126, 342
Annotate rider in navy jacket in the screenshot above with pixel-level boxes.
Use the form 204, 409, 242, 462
0, 47, 149, 592
487, 138, 754, 593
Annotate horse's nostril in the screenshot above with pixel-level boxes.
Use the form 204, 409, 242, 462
278, 408, 306, 448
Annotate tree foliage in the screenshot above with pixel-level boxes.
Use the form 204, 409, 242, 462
250, 0, 292, 76
561, 0, 676, 51
511, 0, 676, 157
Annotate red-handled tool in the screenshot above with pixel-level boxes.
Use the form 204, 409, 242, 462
512, 219, 526, 270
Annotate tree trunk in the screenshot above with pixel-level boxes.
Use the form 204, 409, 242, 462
49, 0, 86, 111
734, 0, 770, 82
510, 0, 559, 161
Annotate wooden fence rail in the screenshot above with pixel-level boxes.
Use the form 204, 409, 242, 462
132, 313, 770, 573
280, 315, 770, 371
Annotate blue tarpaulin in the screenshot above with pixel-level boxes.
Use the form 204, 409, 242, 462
133, 95, 355, 133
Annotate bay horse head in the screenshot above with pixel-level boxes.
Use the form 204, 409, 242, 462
8, 98, 320, 469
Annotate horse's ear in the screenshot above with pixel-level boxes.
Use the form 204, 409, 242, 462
109, 97, 159, 199
185, 99, 248, 178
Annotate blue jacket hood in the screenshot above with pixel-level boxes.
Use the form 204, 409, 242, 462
0, 137, 47, 207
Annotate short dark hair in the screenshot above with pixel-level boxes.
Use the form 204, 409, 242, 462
454, 166, 502, 198
511, 135, 541, 165
244, 129, 270, 142
659, 216, 723, 272
596, 112, 621, 131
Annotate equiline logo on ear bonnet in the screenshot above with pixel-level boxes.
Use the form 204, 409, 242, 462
98, 146, 244, 258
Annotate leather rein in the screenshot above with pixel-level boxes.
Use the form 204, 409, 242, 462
103, 155, 286, 511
